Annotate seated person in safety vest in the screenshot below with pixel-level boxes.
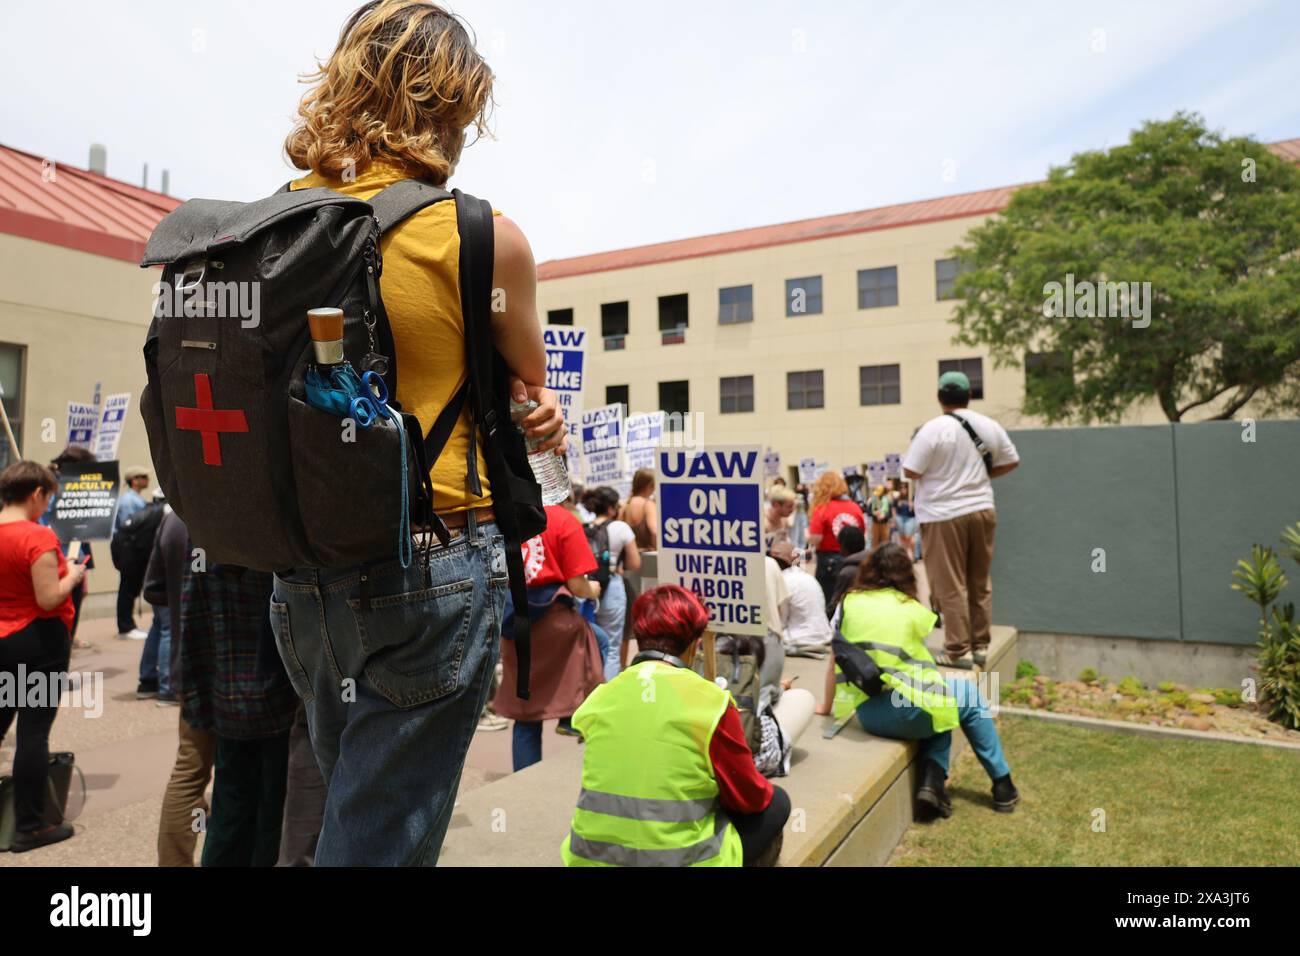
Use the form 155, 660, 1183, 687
561, 585, 791, 867
816, 543, 1020, 818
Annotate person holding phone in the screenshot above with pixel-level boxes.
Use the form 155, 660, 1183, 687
0, 461, 85, 852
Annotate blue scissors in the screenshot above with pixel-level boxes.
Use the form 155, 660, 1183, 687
348, 369, 392, 427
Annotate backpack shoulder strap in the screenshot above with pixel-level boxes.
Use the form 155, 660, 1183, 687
452, 187, 535, 700
945, 412, 993, 475
369, 179, 455, 235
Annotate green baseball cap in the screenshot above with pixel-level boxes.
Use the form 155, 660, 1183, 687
938, 371, 971, 391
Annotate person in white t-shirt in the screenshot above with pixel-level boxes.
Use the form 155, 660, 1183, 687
581, 486, 641, 680
903, 370, 1019, 669
769, 541, 831, 655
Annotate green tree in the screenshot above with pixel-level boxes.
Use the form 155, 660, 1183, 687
950, 113, 1300, 423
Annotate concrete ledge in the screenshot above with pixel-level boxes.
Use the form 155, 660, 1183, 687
440, 625, 1019, 867
1015, 630, 1255, 691
998, 705, 1300, 752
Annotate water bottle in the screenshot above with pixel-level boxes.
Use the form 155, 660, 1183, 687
510, 399, 572, 506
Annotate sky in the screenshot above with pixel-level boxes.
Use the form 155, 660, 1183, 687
2, 0, 1298, 264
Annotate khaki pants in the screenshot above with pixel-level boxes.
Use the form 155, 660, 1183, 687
157, 713, 216, 867
921, 508, 997, 657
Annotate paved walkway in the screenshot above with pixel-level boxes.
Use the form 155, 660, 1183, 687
0, 610, 578, 867
2, 560, 934, 867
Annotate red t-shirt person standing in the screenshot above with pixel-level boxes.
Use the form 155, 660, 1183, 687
805, 472, 864, 605
0, 461, 86, 853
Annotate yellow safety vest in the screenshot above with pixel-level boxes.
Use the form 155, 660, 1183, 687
560, 660, 744, 867
832, 589, 959, 733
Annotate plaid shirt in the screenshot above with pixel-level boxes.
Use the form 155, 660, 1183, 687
179, 563, 298, 739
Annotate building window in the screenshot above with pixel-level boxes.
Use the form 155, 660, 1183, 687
659, 380, 690, 431
859, 364, 901, 406
1025, 351, 1072, 391
659, 294, 689, 344
786, 370, 824, 410
0, 345, 23, 470
935, 258, 969, 301
718, 285, 753, 325
606, 384, 629, 416
857, 267, 899, 309
719, 375, 754, 414
546, 308, 574, 326
786, 276, 823, 316
601, 301, 629, 351
938, 358, 984, 400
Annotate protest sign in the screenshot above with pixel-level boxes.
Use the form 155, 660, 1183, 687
92, 393, 131, 461
67, 402, 97, 450
867, 460, 887, 487
544, 328, 586, 481
816, 461, 830, 480
655, 445, 765, 637
885, 452, 902, 478
50, 460, 120, 542
763, 449, 781, 479
842, 464, 861, 477
798, 457, 818, 484
625, 411, 664, 475
581, 403, 625, 486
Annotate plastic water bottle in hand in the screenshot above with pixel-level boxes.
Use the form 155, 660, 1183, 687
510, 399, 571, 506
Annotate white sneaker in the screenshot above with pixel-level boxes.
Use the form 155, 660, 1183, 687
477, 711, 509, 732
122, 628, 149, 641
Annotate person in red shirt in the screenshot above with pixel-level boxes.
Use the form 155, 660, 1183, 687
806, 471, 866, 605
0, 461, 86, 853
493, 504, 603, 770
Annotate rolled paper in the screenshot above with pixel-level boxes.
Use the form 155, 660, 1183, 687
307, 308, 345, 365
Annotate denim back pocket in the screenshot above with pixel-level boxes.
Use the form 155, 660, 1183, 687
347, 578, 475, 708
269, 600, 315, 704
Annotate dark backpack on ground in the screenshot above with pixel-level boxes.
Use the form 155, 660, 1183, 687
111, 501, 165, 574
694, 635, 763, 753
584, 520, 612, 591
140, 181, 545, 698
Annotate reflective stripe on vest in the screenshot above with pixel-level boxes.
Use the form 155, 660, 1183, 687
576, 789, 717, 823
566, 812, 734, 867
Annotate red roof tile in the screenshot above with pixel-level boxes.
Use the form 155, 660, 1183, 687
0, 143, 182, 264
538, 137, 1300, 281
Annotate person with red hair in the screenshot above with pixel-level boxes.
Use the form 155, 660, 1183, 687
560, 585, 790, 867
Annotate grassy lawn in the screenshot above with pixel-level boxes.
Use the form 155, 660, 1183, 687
889, 714, 1300, 866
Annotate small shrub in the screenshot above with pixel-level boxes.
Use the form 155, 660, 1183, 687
1117, 675, 1145, 696
1079, 667, 1100, 684
1212, 688, 1243, 708
1157, 681, 1175, 693
1015, 659, 1039, 680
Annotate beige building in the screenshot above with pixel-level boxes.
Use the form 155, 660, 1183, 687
537, 139, 1300, 482
0, 144, 179, 616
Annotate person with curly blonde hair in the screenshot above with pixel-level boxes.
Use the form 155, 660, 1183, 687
805, 470, 865, 605
271, 0, 566, 866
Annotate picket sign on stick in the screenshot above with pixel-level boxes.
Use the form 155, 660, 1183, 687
0, 382, 20, 460
700, 630, 717, 683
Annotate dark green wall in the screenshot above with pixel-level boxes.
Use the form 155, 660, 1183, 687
989, 420, 1300, 646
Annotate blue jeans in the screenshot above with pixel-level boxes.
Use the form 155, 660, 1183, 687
156, 607, 173, 696
270, 520, 508, 866
139, 607, 166, 685
595, 575, 627, 680
513, 720, 543, 770
855, 677, 1010, 780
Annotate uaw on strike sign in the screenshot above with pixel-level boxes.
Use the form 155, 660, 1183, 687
655, 445, 765, 637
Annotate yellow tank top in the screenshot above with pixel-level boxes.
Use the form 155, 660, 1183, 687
290, 159, 491, 514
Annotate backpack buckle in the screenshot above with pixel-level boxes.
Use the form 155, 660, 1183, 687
482, 407, 499, 438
